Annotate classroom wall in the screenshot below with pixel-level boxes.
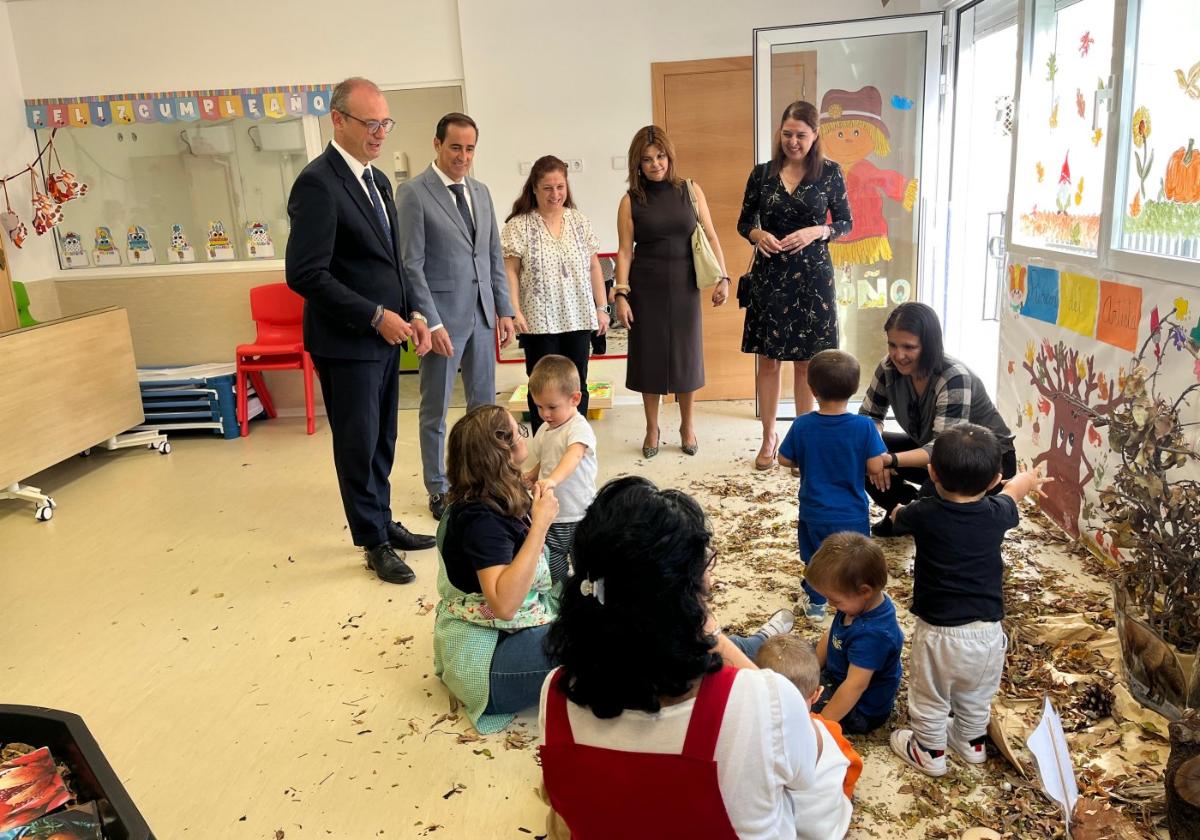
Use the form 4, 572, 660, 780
0, 2, 61, 313
7, 0, 938, 409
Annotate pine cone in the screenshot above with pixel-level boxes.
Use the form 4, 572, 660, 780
1079, 682, 1115, 720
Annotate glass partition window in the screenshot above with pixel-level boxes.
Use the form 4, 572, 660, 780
1113, 0, 1200, 263
1011, 0, 1115, 256
39, 118, 307, 268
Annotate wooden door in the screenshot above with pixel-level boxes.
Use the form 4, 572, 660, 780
651, 52, 816, 401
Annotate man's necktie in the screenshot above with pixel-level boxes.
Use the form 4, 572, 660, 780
448, 183, 476, 240
361, 169, 393, 250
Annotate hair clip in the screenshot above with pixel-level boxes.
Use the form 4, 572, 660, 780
580, 577, 606, 605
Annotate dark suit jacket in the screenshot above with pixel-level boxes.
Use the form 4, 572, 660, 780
286, 144, 409, 360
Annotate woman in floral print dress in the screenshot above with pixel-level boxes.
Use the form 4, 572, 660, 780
737, 100, 853, 470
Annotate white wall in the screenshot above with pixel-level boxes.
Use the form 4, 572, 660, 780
0, 2, 60, 289
7, 0, 464, 97
458, 0, 937, 249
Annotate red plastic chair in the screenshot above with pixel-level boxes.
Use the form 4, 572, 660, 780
235, 283, 315, 436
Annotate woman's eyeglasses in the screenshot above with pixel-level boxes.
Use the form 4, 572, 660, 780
337, 111, 396, 135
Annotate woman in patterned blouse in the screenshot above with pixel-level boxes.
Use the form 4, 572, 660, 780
502, 156, 610, 433
737, 101, 853, 471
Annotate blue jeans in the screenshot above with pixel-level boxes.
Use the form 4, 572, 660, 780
482, 628, 765, 715
798, 519, 870, 606
483, 624, 556, 715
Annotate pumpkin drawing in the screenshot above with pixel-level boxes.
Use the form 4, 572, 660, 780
1164, 138, 1200, 203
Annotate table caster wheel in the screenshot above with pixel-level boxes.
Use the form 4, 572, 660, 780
35, 504, 53, 522
47, 497, 57, 509
80, 448, 92, 457
157, 441, 172, 454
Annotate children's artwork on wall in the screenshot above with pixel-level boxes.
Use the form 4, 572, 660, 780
1000, 258, 1199, 551
92, 225, 121, 266
818, 86, 919, 267
245, 220, 275, 259
167, 223, 195, 264
126, 224, 154, 264
29, 170, 63, 236
889, 278, 911, 304
1, 211, 26, 249
45, 144, 88, 205
59, 230, 89, 268
206, 220, 235, 261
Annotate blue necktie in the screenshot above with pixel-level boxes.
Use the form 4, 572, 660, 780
361, 169, 393, 250
448, 183, 476, 240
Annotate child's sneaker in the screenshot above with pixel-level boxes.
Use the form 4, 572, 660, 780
754, 608, 795, 639
795, 592, 829, 622
890, 729, 947, 777
947, 730, 989, 765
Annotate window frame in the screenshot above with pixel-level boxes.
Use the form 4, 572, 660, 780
1006, 0, 1197, 287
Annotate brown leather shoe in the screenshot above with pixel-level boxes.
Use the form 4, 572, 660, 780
754, 433, 779, 471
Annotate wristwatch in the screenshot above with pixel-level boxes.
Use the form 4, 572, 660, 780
887, 452, 899, 469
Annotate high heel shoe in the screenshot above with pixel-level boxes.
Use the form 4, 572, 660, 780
753, 433, 779, 471
642, 430, 660, 459
681, 429, 698, 456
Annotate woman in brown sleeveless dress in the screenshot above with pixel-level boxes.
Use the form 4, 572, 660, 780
613, 125, 730, 458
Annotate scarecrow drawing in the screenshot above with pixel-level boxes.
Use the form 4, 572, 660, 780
819, 86, 918, 267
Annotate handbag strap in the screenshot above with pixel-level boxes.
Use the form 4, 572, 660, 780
685, 179, 702, 224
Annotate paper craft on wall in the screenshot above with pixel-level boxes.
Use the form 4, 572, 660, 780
59, 230, 89, 268
819, 86, 918, 267
889, 278, 911, 304
245, 221, 275, 259
206, 220, 235, 261
126, 225, 154, 264
857, 277, 887, 308
92, 225, 121, 266
167, 223, 195, 264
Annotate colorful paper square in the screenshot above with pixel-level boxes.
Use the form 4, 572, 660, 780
1057, 272, 1099, 337
1096, 280, 1142, 352
1021, 265, 1060, 324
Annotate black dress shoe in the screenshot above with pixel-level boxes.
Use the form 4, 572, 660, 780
428, 493, 447, 521
388, 520, 435, 551
365, 544, 416, 584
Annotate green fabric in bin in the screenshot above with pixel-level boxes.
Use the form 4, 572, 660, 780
12, 281, 37, 328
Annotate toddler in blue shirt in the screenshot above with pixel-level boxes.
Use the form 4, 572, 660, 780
778, 350, 887, 619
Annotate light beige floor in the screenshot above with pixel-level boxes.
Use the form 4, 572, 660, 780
0, 400, 1136, 838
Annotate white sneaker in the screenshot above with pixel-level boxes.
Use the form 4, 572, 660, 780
890, 729, 948, 777
755, 608, 795, 639
948, 730, 989, 765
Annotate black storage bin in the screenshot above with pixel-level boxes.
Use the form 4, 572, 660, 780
0, 705, 155, 839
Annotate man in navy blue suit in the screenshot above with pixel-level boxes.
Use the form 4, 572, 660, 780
286, 77, 435, 584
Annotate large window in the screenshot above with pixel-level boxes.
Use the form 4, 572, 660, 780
1010, 0, 1116, 257
1111, 0, 1200, 272
39, 118, 308, 269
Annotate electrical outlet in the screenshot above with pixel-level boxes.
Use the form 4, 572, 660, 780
565, 158, 583, 173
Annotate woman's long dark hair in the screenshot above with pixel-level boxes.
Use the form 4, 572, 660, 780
885, 301, 946, 378
625, 125, 682, 205
769, 100, 824, 183
506, 155, 576, 222
545, 477, 722, 718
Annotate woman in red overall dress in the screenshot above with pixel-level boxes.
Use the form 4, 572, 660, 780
538, 477, 819, 839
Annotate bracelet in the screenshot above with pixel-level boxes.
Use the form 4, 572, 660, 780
613, 291, 629, 300
612, 284, 631, 294
718, 276, 730, 283
888, 452, 899, 469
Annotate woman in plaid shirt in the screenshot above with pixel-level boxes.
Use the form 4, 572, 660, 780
858, 303, 1015, 536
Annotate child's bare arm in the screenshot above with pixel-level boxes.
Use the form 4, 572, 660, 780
816, 628, 830, 667
537, 442, 588, 491
523, 464, 541, 487
1002, 463, 1053, 502
818, 664, 874, 723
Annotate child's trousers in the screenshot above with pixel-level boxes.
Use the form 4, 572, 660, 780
907, 618, 1007, 750
545, 521, 577, 585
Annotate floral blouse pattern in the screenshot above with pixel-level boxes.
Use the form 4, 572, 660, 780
501, 208, 600, 335
736, 160, 852, 361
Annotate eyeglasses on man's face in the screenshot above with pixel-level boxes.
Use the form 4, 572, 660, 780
338, 111, 396, 135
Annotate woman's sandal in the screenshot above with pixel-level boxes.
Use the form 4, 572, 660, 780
754, 433, 779, 471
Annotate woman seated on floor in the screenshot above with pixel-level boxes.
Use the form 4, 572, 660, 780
432, 405, 561, 734
538, 476, 815, 839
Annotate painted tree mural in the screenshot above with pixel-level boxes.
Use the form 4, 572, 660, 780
1023, 338, 1126, 537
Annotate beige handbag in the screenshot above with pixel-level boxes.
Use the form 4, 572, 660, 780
685, 179, 723, 289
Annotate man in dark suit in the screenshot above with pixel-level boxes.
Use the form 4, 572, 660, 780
286, 77, 435, 584
396, 113, 515, 519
